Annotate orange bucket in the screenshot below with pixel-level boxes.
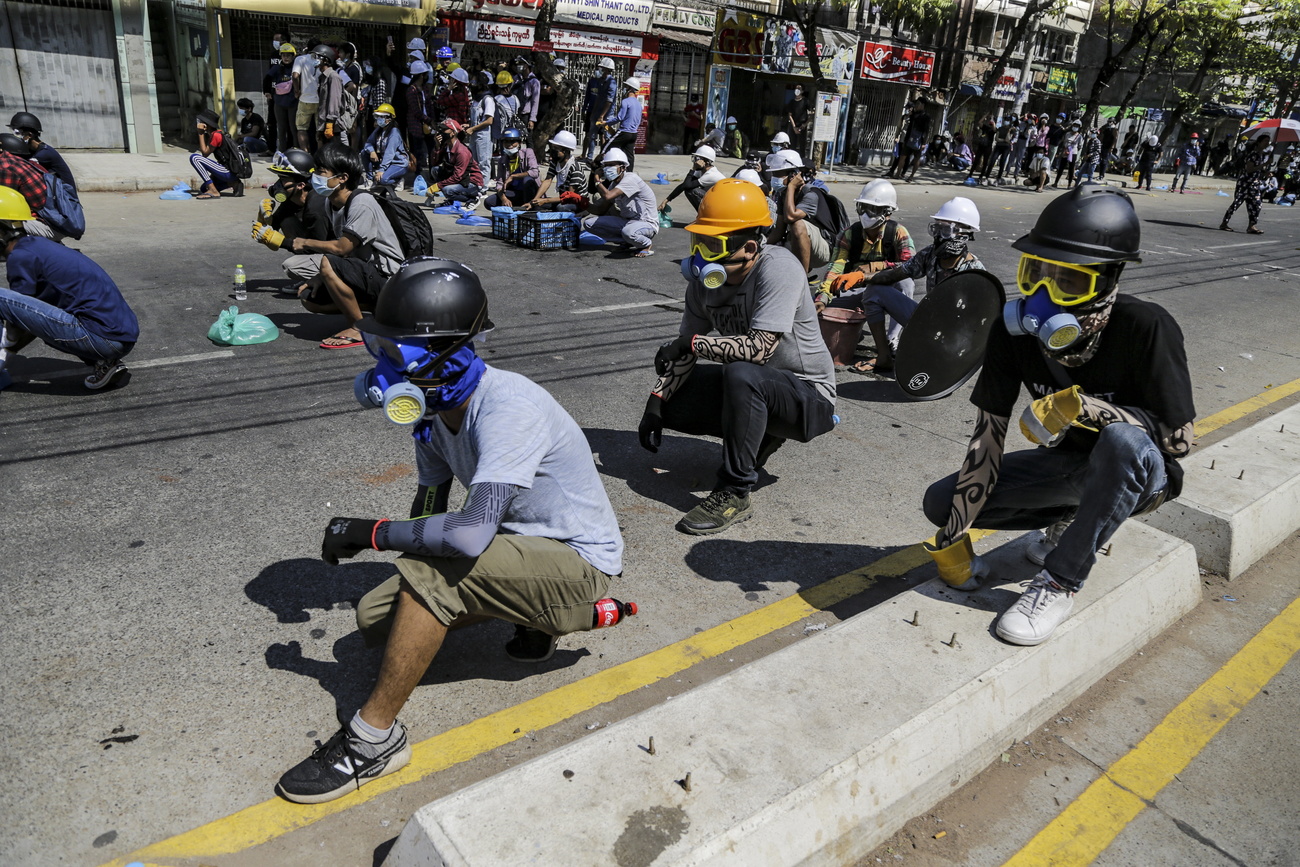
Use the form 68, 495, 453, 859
817, 306, 867, 366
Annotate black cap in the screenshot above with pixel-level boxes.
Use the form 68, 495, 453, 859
196, 108, 220, 128
9, 111, 41, 134
1012, 184, 1142, 265
0, 132, 30, 156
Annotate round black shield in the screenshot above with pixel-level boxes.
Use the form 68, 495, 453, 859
895, 269, 1005, 401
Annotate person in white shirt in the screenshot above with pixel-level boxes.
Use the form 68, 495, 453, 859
580, 148, 659, 257
659, 145, 725, 214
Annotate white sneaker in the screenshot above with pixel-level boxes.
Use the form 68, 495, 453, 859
996, 570, 1074, 646
1026, 520, 1072, 566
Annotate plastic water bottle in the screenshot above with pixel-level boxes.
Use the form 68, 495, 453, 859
592, 598, 638, 629
233, 264, 247, 301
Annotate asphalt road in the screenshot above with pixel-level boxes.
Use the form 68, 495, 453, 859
2, 176, 1298, 867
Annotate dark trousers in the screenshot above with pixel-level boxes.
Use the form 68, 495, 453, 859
987, 145, 1011, 179
683, 126, 699, 152
607, 131, 638, 169
922, 424, 1168, 592
274, 103, 297, 152
660, 361, 836, 492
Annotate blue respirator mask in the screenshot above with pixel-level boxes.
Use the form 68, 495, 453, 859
1003, 255, 1110, 351
354, 338, 486, 428
1002, 289, 1083, 351
680, 234, 753, 290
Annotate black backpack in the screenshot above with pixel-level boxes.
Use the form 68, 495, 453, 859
363, 187, 433, 259
215, 134, 253, 179
805, 185, 849, 243
848, 219, 901, 264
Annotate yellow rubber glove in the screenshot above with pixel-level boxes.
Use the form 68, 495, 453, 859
427, 183, 441, 195
923, 533, 987, 591
1020, 384, 1089, 446
259, 198, 275, 221
252, 221, 285, 251
830, 270, 867, 294
324, 122, 335, 139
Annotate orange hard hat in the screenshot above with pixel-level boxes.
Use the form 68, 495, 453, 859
685, 178, 774, 236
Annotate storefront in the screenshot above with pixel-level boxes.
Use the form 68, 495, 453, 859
848, 39, 936, 166
648, 3, 716, 153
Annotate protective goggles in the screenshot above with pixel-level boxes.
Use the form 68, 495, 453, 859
928, 220, 972, 240
270, 151, 302, 173
361, 332, 461, 382
1016, 254, 1104, 307
856, 203, 893, 219
689, 233, 743, 262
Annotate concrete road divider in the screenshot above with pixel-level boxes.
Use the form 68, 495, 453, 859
1143, 402, 1300, 579
386, 521, 1199, 866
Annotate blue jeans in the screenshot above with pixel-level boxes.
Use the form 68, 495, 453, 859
0, 286, 130, 365
830, 278, 917, 343
441, 183, 482, 203
923, 424, 1168, 592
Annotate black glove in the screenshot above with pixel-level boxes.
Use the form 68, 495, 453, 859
321, 517, 380, 565
654, 334, 694, 376
638, 394, 664, 453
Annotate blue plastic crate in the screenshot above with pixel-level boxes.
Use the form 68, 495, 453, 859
517, 212, 578, 251
490, 207, 518, 242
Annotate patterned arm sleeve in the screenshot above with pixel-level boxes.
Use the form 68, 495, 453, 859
943, 410, 1009, 546
378, 481, 519, 558
1077, 395, 1193, 457
691, 330, 781, 366
652, 355, 696, 402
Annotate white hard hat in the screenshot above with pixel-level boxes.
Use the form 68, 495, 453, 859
770, 131, 791, 145
931, 197, 980, 231
407, 37, 427, 51
726, 116, 737, 124
553, 57, 568, 68
856, 178, 898, 209
624, 77, 640, 90
408, 49, 426, 62
735, 169, 763, 186
765, 149, 804, 173
450, 68, 469, 84
410, 60, 431, 76
548, 130, 578, 150
1148, 134, 1159, 147
692, 145, 716, 162
602, 147, 629, 165
598, 57, 615, 70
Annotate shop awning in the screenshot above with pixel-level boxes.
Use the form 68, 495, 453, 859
958, 83, 983, 96
652, 26, 712, 50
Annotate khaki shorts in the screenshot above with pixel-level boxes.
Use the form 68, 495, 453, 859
295, 101, 318, 130
781, 219, 831, 269
355, 535, 613, 644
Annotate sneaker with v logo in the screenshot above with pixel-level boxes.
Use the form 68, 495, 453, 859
277, 719, 410, 804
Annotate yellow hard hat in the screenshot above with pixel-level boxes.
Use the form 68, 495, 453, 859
0, 185, 34, 222
447, 62, 461, 72
685, 178, 774, 236
495, 71, 514, 86
373, 103, 396, 117
279, 43, 297, 55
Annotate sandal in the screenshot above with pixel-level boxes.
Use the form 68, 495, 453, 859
634, 248, 655, 258
319, 332, 364, 349
1247, 225, 1264, 234
849, 357, 893, 375
194, 191, 220, 200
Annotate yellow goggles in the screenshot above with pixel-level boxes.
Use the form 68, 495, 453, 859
689, 233, 740, 262
1016, 254, 1104, 307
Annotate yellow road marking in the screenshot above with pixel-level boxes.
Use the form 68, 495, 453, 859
1194, 375, 1300, 437
1004, 593, 1300, 866
101, 533, 993, 867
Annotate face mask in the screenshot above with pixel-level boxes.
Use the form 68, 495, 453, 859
376, 117, 390, 128
505, 146, 520, 156
727, 124, 737, 131
311, 173, 335, 196
770, 143, 782, 153
354, 344, 486, 427
1003, 287, 1084, 352
238, 109, 247, 118
363, 63, 373, 75
936, 237, 968, 259
860, 212, 884, 231
272, 40, 281, 51
794, 89, 803, 98
603, 165, 622, 181
310, 56, 321, 69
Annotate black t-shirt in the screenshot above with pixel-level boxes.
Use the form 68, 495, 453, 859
240, 112, 265, 138
270, 189, 334, 242
971, 294, 1195, 491
789, 96, 809, 127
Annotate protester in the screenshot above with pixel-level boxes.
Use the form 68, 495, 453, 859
1174, 132, 1201, 193
490, 72, 520, 152
427, 120, 484, 208
580, 148, 657, 256
682, 93, 704, 153
765, 149, 831, 274
721, 116, 747, 160
189, 108, 244, 199
1220, 133, 1272, 233
236, 98, 268, 154
1097, 118, 1118, 179
0, 146, 58, 242
287, 143, 403, 348
357, 56, 390, 146
970, 115, 996, 180
9, 111, 75, 189
1053, 121, 1082, 187
583, 58, 618, 160
313, 45, 345, 147
1135, 134, 1160, 192
659, 145, 724, 214
0, 186, 137, 391
293, 39, 321, 152
922, 185, 1193, 646
276, 259, 627, 803
947, 133, 973, 172
404, 61, 434, 187
986, 117, 1016, 182
513, 56, 541, 132
466, 71, 496, 177
484, 129, 538, 208
886, 97, 931, 181
639, 178, 836, 534
251, 149, 335, 292
269, 44, 299, 154
520, 130, 587, 212
600, 78, 643, 169
437, 67, 471, 128
1076, 126, 1102, 185
786, 85, 810, 155
1009, 114, 1034, 180
694, 122, 724, 151
362, 103, 407, 187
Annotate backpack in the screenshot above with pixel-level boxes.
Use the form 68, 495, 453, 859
494, 95, 521, 135
215, 133, 253, 179
361, 187, 433, 259
38, 172, 86, 240
848, 219, 900, 265
337, 87, 360, 130
805, 185, 849, 243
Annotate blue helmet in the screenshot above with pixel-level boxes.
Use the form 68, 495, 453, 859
435, 46, 454, 60
502, 128, 523, 143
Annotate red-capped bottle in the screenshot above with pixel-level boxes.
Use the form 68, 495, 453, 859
592, 598, 638, 629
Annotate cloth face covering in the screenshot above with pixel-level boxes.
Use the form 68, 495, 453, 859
411, 345, 488, 441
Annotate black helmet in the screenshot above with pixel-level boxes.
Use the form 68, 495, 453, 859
268, 148, 315, 180
358, 257, 494, 342
0, 132, 30, 156
1012, 184, 1142, 265
311, 43, 338, 64
196, 108, 220, 128
9, 111, 41, 134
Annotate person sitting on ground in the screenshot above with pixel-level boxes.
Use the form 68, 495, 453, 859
640, 178, 837, 535
1261, 170, 1280, 203
287, 143, 403, 349
236, 98, 268, 154
0, 186, 138, 391
189, 108, 244, 199
926, 133, 949, 167
579, 147, 658, 258
856, 196, 984, 373
362, 103, 407, 187
694, 121, 724, 151
659, 145, 724, 215
9, 111, 75, 190
947, 133, 973, 172
816, 179, 916, 372
922, 185, 1193, 647
765, 149, 832, 274
721, 116, 747, 160
250, 149, 335, 292
519, 130, 588, 212
484, 128, 538, 209
426, 120, 484, 209
276, 259, 628, 804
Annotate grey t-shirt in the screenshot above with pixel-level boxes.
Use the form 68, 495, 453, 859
335, 192, 404, 276
614, 172, 658, 223
680, 244, 837, 404
414, 366, 624, 577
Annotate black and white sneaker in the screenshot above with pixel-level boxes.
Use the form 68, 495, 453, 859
84, 359, 128, 390
505, 625, 558, 663
276, 720, 411, 804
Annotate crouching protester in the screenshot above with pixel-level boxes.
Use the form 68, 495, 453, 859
921, 186, 1194, 646
276, 258, 628, 804
519, 130, 588, 213
659, 145, 725, 214
250, 149, 335, 290
484, 128, 539, 209
287, 143, 403, 349
765, 149, 834, 274
426, 120, 484, 209
640, 179, 837, 535
580, 148, 659, 257
0, 187, 138, 391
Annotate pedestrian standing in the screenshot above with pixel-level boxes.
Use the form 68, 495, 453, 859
987, 117, 1016, 182
786, 85, 810, 156
1009, 114, 1034, 180
1053, 121, 1082, 187
886, 97, 931, 181
969, 115, 995, 181
313, 45, 345, 148
601, 78, 643, 169
1076, 126, 1101, 185
513, 56, 541, 133
404, 62, 433, 187
1135, 134, 1159, 192
270, 43, 299, 154
1097, 119, 1118, 179
1174, 133, 1200, 193
490, 72, 521, 154
466, 72, 496, 174
582, 58, 618, 160
1220, 134, 1272, 233
293, 39, 321, 152
683, 92, 704, 154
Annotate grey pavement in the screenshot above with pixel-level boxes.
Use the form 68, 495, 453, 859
2, 173, 1298, 866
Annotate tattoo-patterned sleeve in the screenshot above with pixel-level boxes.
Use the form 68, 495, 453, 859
1077, 395, 1192, 457
691, 330, 781, 365
943, 410, 1009, 546
379, 481, 519, 558
652, 354, 696, 402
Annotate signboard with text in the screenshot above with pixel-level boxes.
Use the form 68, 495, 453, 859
857, 40, 935, 87
551, 27, 643, 58
991, 67, 1019, 101
1046, 67, 1077, 95
465, 19, 534, 47
761, 21, 856, 87
554, 0, 654, 33
652, 3, 715, 32
711, 9, 765, 69
437, 0, 544, 20
813, 92, 842, 142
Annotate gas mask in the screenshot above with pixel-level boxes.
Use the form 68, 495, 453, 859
354, 340, 486, 426
269, 179, 296, 203
857, 204, 892, 231
680, 235, 752, 290
929, 220, 972, 259
1003, 255, 1113, 353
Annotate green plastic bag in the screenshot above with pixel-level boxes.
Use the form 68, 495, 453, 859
207, 306, 279, 345
658, 204, 673, 228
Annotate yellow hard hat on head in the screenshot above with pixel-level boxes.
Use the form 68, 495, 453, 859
447, 62, 462, 72
495, 71, 514, 86
0, 185, 34, 222
373, 103, 396, 117
279, 43, 297, 55
685, 178, 774, 236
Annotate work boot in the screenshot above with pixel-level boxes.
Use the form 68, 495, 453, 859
677, 489, 752, 536
996, 570, 1074, 646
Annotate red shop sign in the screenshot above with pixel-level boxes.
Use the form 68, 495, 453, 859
857, 40, 935, 87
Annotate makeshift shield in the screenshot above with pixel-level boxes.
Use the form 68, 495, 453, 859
894, 269, 1005, 400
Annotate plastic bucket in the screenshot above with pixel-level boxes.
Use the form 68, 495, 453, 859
817, 306, 867, 366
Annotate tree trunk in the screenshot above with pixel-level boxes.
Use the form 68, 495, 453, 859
1155, 40, 1220, 145
531, 2, 582, 146
1112, 22, 1167, 124
1079, 18, 1157, 130
790, 1, 837, 94
974, 0, 1053, 120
